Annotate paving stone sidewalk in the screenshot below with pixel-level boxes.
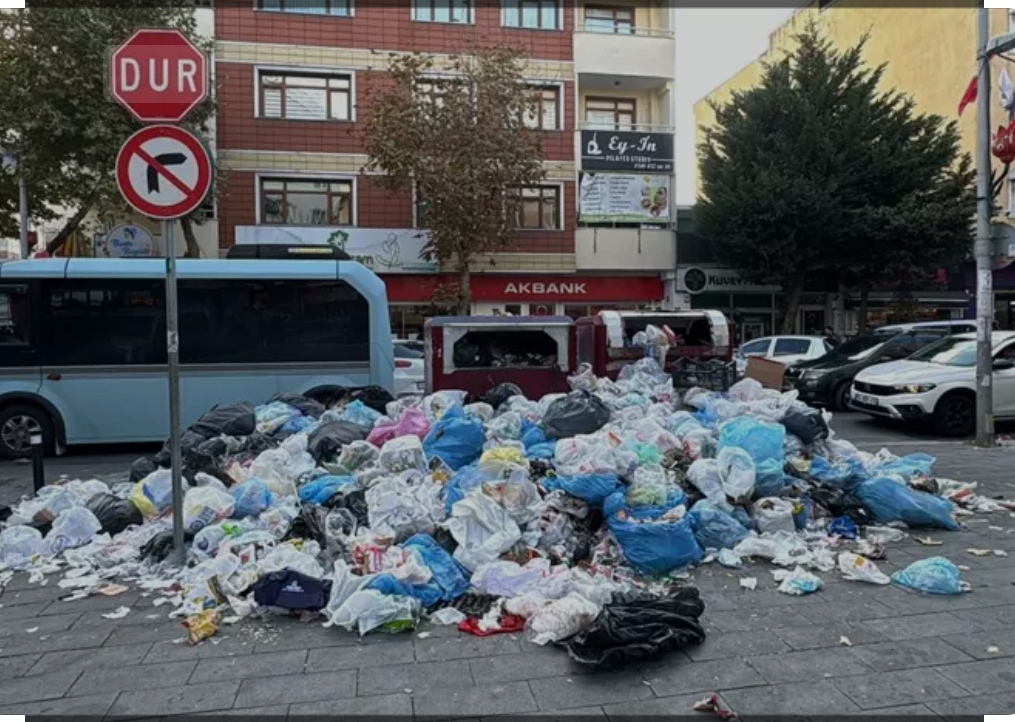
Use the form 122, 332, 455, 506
1, 438, 1014, 719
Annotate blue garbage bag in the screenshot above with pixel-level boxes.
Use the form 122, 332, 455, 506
754, 458, 788, 497
520, 420, 547, 449
298, 475, 356, 505
892, 557, 965, 595
604, 490, 702, 575
443, 464, 485, 515
687, 499, 749, 550
542, 473, 621, 507
809, 456, 865, 489
853, 477, 958, 530
366, 572, 442, 608
404, 534, 469, 600
871, 453, 936, 480
232, 478, 274, 518
719, 416, 785, 464
423, 404, 485, 471
828, 516, 858, 539
342, 400, 383, 428
526, 441, 557, 460
281, 415, 317, 435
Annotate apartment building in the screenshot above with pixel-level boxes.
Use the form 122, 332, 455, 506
213, 0, 677, 336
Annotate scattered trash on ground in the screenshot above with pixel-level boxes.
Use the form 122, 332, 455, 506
0, 361, 1009, 670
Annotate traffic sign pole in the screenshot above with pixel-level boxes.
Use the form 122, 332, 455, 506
164, 219, 184, 565
110, 29, 209, 565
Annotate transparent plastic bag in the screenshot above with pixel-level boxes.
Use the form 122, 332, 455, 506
342, 400, 383, 429
717, 446, 756, 502
423, 390, 468, 422
688, 500, 749, 551
891, 557, 968, 595
687, 458, 725, 503
776, 566, 823, 595
751, 497, 796, 534
837, 552, 890, 585
379, 435, 428, 474
1, 525, 43, 568
527, 593, 601, 645
332, 589, 420, 635
728, 377, 766, 403
258, 543, 324, 579
129, 469, 176, 518
232, 478, 274, 518
182, 486, 235, 535
255, 401, 301, 434
322, 560, 373, 627
366, 476, 443, 541
45, 507, 103, 555
486, 411, 523, 442
627, 465, 669, 508
464, 402, 495, 423
568, 363, 597, 393
336, 440, 380, 474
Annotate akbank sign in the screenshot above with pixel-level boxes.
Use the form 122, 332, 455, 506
678, 267, 780, 295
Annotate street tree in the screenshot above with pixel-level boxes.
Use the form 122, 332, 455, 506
363, 47, 546, 314
697, 27, 974, 333
0, 1, 216, 255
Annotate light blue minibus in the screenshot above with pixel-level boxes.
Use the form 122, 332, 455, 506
0, 255, 394, 458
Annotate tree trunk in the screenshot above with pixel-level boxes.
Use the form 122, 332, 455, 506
781, 283, 803, 334
179, 215, 202, 258
858, 286, 870, 333
46, 202, 93, 255
457, 263, 471, 316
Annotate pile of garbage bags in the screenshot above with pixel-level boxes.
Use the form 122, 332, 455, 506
0, 360, 1001, 669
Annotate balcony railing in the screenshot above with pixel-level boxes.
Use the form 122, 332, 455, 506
575, 23, 674, 39
577, 121, 675, 133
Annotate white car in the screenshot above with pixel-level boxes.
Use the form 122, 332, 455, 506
851, 331, 1015, 437
873, 320, 977, 336
735, 335, 833, 376
393, 341, 425, 396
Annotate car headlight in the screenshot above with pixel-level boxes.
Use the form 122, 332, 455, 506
893, 383, 936, 394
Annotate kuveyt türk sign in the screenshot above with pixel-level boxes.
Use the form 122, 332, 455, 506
580, 130, 674, 173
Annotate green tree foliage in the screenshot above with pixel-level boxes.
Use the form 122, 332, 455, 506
0, 1, 215, 254
697, 27, 974, 333
363, 47, 546, 313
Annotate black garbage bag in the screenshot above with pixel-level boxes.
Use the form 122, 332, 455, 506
307, 420, 370, 463
542, 391, 611, 440
140, 531, 175, 562
189, 402, 256, 438
269, 392, 326, 419
86, 494, 143, 535
564, 588, 707, 670
782, 409, 829, 445
431, 526, 458, 556
253, 569, 332, 612
237, 433, 276, 457
453, 343, 492, 369
347, 385, 395, 415
0, 505, 12, 523
322, 487, 369, 528
153, 447, 171, 468
286, 504, 329, 547
484, 383, 524, 410
810, 487, 872, 526
129, 457, 159, 483
184, 436, 228, 472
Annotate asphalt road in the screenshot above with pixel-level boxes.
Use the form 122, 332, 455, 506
0, 411, 991, 508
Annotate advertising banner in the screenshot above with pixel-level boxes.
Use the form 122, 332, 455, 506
235, 226, 435, 273
578, 173, 670, 224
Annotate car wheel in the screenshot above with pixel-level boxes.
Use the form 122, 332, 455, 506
0, 404, 55, 460
933, 393, 975, 437
833, 381, 852, 412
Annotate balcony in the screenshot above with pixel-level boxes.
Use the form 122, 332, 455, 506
573, 23, 674, 82
575, 227, 675, 271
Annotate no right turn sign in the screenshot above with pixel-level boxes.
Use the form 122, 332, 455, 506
115, 125, 212, 220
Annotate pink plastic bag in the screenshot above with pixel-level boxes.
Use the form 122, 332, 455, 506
367, 408, 431, 447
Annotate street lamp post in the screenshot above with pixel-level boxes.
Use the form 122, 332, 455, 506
0, 146, 29, 259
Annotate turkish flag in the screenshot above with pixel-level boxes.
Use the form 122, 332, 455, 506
958, 75, 978, 116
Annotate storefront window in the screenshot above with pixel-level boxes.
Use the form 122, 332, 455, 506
563, 304, 588, 320
390, 305, 429, 340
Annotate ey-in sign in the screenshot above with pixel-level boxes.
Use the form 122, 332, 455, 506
110, 28, 208, 123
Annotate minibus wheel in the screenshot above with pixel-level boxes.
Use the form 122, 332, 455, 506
0, 404, 55, 460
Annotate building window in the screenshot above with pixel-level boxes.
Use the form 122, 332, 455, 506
583, 5, 633, 34
512, 186, 561, 230
416, 78, 469, 107
196, 194, 216, 222
522, 86, 560, 130
412, 0, 473, 24
585, 97, 636, 130
259, 72, 352, 122
257, 0, 351, 16
503, 0, 561, 30
260, 178, 353, 226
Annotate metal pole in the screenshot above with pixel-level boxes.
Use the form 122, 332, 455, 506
164, 219, 185, 562
30, 432, 44, 493
18, 172, 29, 259
975, 7, 995, 447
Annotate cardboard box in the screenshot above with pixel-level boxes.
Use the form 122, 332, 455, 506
745, 356, 785, 390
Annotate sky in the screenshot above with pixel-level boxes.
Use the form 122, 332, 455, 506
673, 7, 798, 206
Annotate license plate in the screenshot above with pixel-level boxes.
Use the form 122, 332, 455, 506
854, 392, 878, 406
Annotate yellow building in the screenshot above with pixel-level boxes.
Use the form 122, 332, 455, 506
686, 1, 1014, 334
694, 1, 1010, 204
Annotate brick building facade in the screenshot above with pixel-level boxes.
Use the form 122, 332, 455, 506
213, 0, 677, 335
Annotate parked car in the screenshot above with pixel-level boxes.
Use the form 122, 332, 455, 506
394, 338, 425, 354
785, 331, 945, 411
872, 320, 977, 336
851, 331, 1015, 436
393, 341, 425, 396
735, 335, 833, 376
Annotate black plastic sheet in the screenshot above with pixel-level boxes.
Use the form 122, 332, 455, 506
269, 392, 326, 418
542, 392, 611, 440
564, 588, 706, 669
782, 409, 830, 445
484, 383, 524, 410
189, 403, 256, 438
86, 494, 142, 536
307, 420, 370, 463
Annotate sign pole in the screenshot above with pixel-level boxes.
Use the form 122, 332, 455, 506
164, 219, 185, 563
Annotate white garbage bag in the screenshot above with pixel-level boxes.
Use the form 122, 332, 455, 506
332, 589, 420, 635
45, 507, 103, 556
471, 558, 550, 597
443, 492, 522, 572
0, 525, 43, 568
526, 593, 601, 645
751, 497, 796, 534
717, 446, 756, 502
837, 552, 891, 585
182, 486, 235, 535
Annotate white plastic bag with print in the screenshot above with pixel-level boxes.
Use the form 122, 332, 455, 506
443, 492, 522, 572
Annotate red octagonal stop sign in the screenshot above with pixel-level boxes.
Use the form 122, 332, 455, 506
110, 28, 208, 124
